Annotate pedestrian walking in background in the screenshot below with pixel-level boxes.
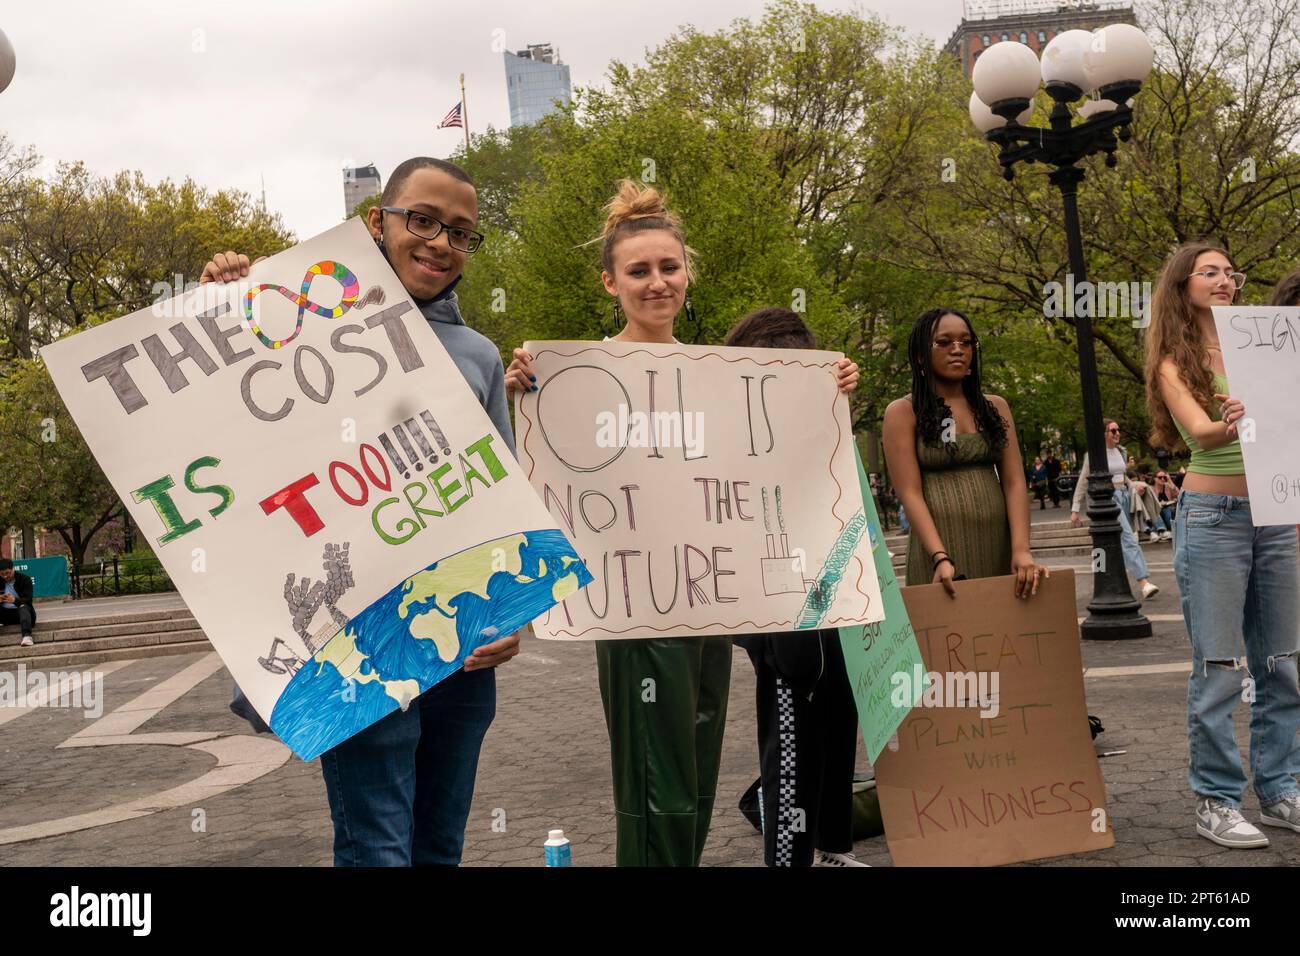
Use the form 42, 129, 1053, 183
1045, 453, 1062, 508
1070, 420, 1160, 600
1031, 456, 1048, 509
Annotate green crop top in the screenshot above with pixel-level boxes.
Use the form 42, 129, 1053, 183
1172, 373, 1244, 476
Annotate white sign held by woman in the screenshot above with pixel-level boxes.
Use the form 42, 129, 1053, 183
1213, 305, 1300, 525
516, 339, 884, 640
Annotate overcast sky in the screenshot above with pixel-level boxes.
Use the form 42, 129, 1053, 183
0, 0, 960, 240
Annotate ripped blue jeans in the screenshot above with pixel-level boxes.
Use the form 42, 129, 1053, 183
1173, 491, 1300, 806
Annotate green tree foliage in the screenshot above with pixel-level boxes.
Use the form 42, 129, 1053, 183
0, 146, 293, 558
0, 149, 292, 363
0, 358, 119, 566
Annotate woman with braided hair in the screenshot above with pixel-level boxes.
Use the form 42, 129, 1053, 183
882, 308, 1048, 596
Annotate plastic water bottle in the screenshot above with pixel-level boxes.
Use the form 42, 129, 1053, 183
544, 829, 572, 867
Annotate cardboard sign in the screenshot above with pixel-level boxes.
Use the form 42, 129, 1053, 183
40, 219, 590, 760
838, 446, 923, 762
873, 570, 1113, 866
515, 340, 884, 639
1213, 305, 1300, 524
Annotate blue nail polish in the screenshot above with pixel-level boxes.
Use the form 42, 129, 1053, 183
529, 375, 536, 382
531, 384, 538, 392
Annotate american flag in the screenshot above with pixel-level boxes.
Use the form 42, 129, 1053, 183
438, 102, 463, 129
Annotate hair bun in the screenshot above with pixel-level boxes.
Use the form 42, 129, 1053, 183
601, 179, 676, 236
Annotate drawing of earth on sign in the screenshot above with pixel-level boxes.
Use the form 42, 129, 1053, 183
270, 529, 591, 760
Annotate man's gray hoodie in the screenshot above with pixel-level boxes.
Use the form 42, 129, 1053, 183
418, 291, 516, 459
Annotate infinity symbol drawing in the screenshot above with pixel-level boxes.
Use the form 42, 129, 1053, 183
243, 260, 361, 350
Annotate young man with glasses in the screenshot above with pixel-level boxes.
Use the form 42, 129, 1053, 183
200, 158, 519, 867
1069, 420, 1160, 599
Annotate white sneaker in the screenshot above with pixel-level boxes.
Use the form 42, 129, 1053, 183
1260, 794, 1300, 833
813, 849, 870, 867
1159, 530, 1173, 541
1146, 531, 1161, 542
1140, 582, 1159, 600
19, 635, 33, 647
1195, 797, 1269, 848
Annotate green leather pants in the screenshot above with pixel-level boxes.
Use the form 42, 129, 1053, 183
596, 636, 732, 867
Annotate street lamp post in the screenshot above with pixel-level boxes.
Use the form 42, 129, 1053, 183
969, 25, 1156, 640
0, 28, 14, 95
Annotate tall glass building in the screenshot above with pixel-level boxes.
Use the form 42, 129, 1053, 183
503, 43, 572, 127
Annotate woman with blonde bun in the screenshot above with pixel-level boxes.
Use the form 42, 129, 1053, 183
507, 180, 858, 866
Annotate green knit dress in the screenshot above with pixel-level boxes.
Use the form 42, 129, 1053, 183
904, 431, 1012, 586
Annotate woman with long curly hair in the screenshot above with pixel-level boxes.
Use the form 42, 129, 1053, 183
1146, 241, 1300, 849
882, 308, 1047, 597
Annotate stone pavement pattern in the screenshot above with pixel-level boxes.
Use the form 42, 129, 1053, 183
2, 548, 1299, 867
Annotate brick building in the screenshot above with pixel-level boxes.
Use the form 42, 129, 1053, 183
943, 0, 1138, 78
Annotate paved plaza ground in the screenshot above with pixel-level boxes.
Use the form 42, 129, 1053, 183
2, 526, 1298, 868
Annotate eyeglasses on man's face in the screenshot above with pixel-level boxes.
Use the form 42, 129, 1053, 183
382, 206, 484, 253
1188, 268, 1246, 290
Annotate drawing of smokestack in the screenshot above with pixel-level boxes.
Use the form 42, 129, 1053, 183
776, 484, 788, 558
762, 486, 774, 558
759, 483, 809, 598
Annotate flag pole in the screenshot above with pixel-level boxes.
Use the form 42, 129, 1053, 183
459, 73, 470, 154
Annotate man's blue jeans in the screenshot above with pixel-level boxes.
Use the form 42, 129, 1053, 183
1173, 491, 1300, 807
319, 667, 496, 866
1113, 486, 1149, 581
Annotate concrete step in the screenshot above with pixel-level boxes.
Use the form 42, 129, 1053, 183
0, 627, 209, 663
0, 615, 199, 648
0, 613, 193, 634
0, 608, 196, 639
4, 639, 212, 672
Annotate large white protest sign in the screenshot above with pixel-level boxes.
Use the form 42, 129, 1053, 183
1213, 305, 1300, 525
41, 219, 590, 760
515, 340, 884, 640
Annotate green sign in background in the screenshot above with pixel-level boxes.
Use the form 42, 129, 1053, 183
838, 447, 924, 762
11, 555, 70, 597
